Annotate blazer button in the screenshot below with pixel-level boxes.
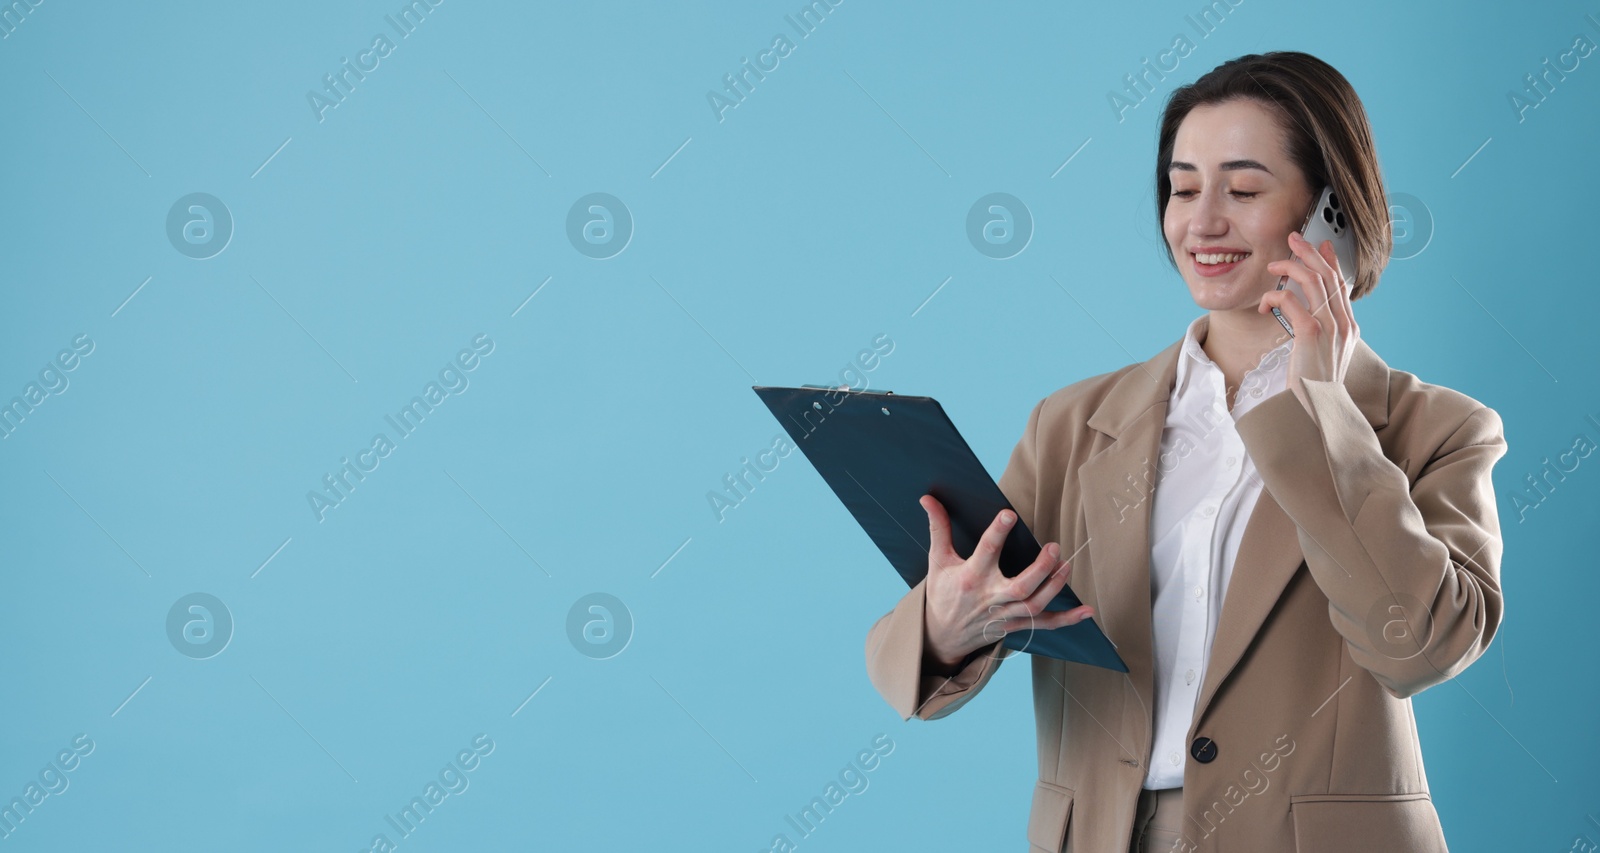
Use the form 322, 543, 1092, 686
1190, 736, 1217, 763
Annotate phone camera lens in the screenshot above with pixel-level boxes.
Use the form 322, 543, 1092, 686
1329, 192, 1340, 209
1323, 207, 1334, 223
1335, 211, 1346, 230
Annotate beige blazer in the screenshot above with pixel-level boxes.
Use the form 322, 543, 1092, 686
865, 331, 1507, 852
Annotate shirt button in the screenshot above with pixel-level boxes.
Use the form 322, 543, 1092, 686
1193, 586, 1204, 600
1190, 737, 1218, 763
1169, 751, 1181, 766
1250, 389, 1263, 398
1203, 505, 1215, 516
1185, 668, 1196, 684
1225, 456, 1236, 466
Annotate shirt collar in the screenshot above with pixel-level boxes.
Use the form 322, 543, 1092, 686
1174, 313, 1294, 398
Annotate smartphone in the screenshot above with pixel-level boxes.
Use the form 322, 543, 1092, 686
1272, 184, 1357, 337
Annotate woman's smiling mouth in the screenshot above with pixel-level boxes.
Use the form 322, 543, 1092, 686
1191, 249, 1251, 275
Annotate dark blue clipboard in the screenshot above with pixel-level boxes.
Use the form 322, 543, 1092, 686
752, 383, 1127, 672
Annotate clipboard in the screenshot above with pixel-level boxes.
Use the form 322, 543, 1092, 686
752, 383, 1127, 672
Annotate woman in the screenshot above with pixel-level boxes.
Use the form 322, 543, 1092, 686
864, 51, 1506, 853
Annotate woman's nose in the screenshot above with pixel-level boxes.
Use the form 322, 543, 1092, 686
1189, 190, 1229, 235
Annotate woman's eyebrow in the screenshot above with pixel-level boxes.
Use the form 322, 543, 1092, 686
1168, 159, 1274, 175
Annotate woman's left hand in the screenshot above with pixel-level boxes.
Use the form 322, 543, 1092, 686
1259, 230, 1360, 415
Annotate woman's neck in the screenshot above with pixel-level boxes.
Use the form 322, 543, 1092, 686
1198, 309, 1294, 410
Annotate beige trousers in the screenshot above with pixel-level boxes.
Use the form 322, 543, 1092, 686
1129, 787, 1185, 852
1062, 786, 1184, 853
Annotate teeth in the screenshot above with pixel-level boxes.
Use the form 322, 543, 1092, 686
1195, 252, 1248, 264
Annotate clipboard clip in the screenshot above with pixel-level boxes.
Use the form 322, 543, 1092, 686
800, 384, 895, 396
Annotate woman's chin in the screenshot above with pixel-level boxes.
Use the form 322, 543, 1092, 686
1186, 278, 1271, 312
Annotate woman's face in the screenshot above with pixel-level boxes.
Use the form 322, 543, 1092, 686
1163, 97, 1317, 316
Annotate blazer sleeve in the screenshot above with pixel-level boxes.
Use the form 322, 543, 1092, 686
1234, 376, 1507, 699
863, 397, 1045, 720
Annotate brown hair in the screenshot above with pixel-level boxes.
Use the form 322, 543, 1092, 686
1155, 51, 1390, 300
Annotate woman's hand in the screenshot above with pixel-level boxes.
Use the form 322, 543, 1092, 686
919, 494, 1093, 673
1259, 230, 1360, 414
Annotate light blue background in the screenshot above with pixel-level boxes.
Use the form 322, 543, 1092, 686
2, 0, 1596, 850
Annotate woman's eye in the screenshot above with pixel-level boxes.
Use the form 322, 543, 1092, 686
1170, 190, 1258, 198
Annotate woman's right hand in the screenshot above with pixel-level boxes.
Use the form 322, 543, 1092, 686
919, 494, 1094, 673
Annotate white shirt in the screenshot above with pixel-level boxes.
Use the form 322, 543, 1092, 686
1142, 314, 1292, 790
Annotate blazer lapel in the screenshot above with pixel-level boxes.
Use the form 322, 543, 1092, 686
1078, 341, 1182, 742
1190, 336, 1389, 722
1073, 326, 1391, 752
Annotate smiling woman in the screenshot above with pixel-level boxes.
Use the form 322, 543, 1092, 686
865, 50, 1508, 853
